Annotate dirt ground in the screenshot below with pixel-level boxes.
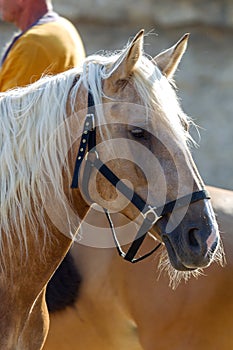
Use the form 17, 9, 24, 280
1, 21, 233, 190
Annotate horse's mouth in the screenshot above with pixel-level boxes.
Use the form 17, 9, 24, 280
162, 235, 197, 271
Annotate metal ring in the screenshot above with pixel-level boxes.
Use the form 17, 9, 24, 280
142, 206, 161, 225
85, 149, 99, 163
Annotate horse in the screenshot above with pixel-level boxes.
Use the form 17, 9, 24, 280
0, 30, 222, 349
44, 185, 232, 350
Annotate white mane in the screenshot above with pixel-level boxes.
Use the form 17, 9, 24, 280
0, 41, 191, 264
0, 69, 81, 263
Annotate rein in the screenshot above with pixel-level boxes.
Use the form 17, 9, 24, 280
71, 91, 210, 263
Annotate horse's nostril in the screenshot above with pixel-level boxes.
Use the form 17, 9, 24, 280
188, 228, 199, 247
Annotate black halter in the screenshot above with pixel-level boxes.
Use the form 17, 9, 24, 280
71, 91, 210, 263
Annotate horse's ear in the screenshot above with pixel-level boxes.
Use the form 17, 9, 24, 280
108, 29, 144, 82
154, 33, 189, 78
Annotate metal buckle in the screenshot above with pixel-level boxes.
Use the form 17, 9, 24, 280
86, 113, 95, 131
142, 206, 161, 225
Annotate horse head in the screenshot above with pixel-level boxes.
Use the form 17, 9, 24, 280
70, 30, 221, 272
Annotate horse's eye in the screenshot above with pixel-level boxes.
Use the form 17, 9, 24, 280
131, 128, 145, 138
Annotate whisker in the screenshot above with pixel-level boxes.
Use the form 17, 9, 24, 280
157, 237, 225, 290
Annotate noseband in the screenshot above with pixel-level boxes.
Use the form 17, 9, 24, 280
71, 91, 210, 263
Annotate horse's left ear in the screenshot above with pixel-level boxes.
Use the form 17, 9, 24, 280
108, 29, 144, 82
154, 33, 189, 78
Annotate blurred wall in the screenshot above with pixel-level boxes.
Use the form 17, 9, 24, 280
1, 0, 233, 190
54, 0, 233, 27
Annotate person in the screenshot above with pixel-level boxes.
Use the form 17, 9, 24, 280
0, 0, 85, 91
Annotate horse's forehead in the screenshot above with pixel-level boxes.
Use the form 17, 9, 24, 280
102, 100, 148, 127
102, 75, 140, 101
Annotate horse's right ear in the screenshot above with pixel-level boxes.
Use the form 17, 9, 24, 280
154, 33, 189, 78
108, 29, 144, 82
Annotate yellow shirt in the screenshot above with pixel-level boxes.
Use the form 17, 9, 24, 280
0, 17, 85, 91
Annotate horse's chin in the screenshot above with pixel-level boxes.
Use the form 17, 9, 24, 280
157, 234, 225, 290
162, 233, 224, 272
157, 248, 204, 290
162, 236, 197, 271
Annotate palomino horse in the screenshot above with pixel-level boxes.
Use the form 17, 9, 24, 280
44, 185, 231, 350
0, 30, 221, 349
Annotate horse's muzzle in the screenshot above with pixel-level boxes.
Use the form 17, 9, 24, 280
158, 219, 220, 271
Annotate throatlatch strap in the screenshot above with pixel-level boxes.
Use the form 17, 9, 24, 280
124, 218, 156, 262
71, 114, 95, 188
104, 209, 162, 263
71, 91, 95, 188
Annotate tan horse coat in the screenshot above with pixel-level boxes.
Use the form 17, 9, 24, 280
0, 29, 221, 348
44, 185, 233, 350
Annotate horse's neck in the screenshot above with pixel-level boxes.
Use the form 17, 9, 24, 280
207, 186, 233, 220
71, 206, 162, 315
208, 186, 233, 259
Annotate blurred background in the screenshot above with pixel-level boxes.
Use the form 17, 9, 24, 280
1, 0, 232, 190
